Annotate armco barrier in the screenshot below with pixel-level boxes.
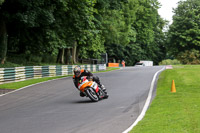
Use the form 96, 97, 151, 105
0, 64, 101, 84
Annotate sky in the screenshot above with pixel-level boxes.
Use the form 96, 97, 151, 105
157, 0, 182, 24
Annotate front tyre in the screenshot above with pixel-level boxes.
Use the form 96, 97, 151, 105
85, 88, 99, 102
103, 94, 109, 99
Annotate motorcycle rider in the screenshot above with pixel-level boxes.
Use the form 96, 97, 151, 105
73, 65, 107, 97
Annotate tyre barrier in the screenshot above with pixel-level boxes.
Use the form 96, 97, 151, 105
0, 64, 101, 84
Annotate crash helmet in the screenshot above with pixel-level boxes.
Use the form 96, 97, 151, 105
74, 66, 81, 77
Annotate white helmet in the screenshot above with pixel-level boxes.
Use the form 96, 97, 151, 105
74, 66, 81, 77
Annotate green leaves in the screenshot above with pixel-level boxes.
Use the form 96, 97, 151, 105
0, 0, 167, 65
168, 0, 200, 58
0, 0, 4, 5
177, 49, 200, 64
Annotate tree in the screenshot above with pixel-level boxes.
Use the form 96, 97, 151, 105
0, 15, 7, 64
1, 0, 59, 63
0, 0, 167, 66
168, 0, 200, 58
95, 0, 166, 65
0, 0, 7, 64
0, 0, 5, 4
62, 0, 100, 63
99, 0, 137, 64
151, 16, 167, 64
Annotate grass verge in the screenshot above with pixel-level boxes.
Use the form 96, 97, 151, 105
0, 67, 120, 90
130, 65, 200, 133
0, 76, 68, 90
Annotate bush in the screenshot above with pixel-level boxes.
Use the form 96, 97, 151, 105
0, 61, 21, 68
41, 54, 57, 63
7, 53, 28, 65
1, 53, 60, 68
7, 53, 43, 66
177, 49, 200, 64
27, 55, 42, 63
159, 59, 182, 65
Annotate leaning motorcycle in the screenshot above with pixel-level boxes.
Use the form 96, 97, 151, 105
78, 76, 108, 102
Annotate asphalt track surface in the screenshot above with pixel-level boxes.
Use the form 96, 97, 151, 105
0, 66, 164, 133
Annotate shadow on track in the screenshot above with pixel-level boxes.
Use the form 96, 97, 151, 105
73, 99, 94, 104
64, 99, 95, 104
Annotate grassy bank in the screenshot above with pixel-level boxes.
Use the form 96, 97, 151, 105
0, 67, 120, 90
131, 65, 200, 133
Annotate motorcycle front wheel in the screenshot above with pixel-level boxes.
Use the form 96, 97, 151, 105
85, 88, 99, 102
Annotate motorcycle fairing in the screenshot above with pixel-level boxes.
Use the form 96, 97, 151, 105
78, 76, 99, 93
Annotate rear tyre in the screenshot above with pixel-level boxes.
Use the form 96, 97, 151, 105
85, 88, 99, 102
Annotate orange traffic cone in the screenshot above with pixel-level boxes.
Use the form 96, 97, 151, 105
171, 80, 176, 93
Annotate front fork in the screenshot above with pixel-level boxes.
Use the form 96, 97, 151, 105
97, 87, 106, 99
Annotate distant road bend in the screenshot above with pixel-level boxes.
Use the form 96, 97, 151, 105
0, 66, 165, 133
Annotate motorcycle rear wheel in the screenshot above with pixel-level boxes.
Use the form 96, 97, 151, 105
85, 88, 99, 102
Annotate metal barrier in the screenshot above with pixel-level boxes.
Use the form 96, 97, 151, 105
0, 64, 101, 84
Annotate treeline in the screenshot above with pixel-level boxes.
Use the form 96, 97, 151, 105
167, 0, 200, 64
1, 0, 167, 66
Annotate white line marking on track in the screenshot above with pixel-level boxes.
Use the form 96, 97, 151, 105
122, 66, 166, 133
0, 77, 69, 97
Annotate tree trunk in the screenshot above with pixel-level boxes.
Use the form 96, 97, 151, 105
76, 46, 80, 63
0, 17, 7, 64
61, 48, 65, 64
72, 41, 77, 64
65, 48, 72, 65
56, 48, 65, 64
56, 49, 61, 63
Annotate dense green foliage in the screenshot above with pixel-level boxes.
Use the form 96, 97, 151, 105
0, 0, 4, 5
177, 49, 200, 64
167, 0, 200, 64
159, 59, 181, 65
0, 0, 169, 66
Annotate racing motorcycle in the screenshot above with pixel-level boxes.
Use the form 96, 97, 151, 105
78, 76, 108, 102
